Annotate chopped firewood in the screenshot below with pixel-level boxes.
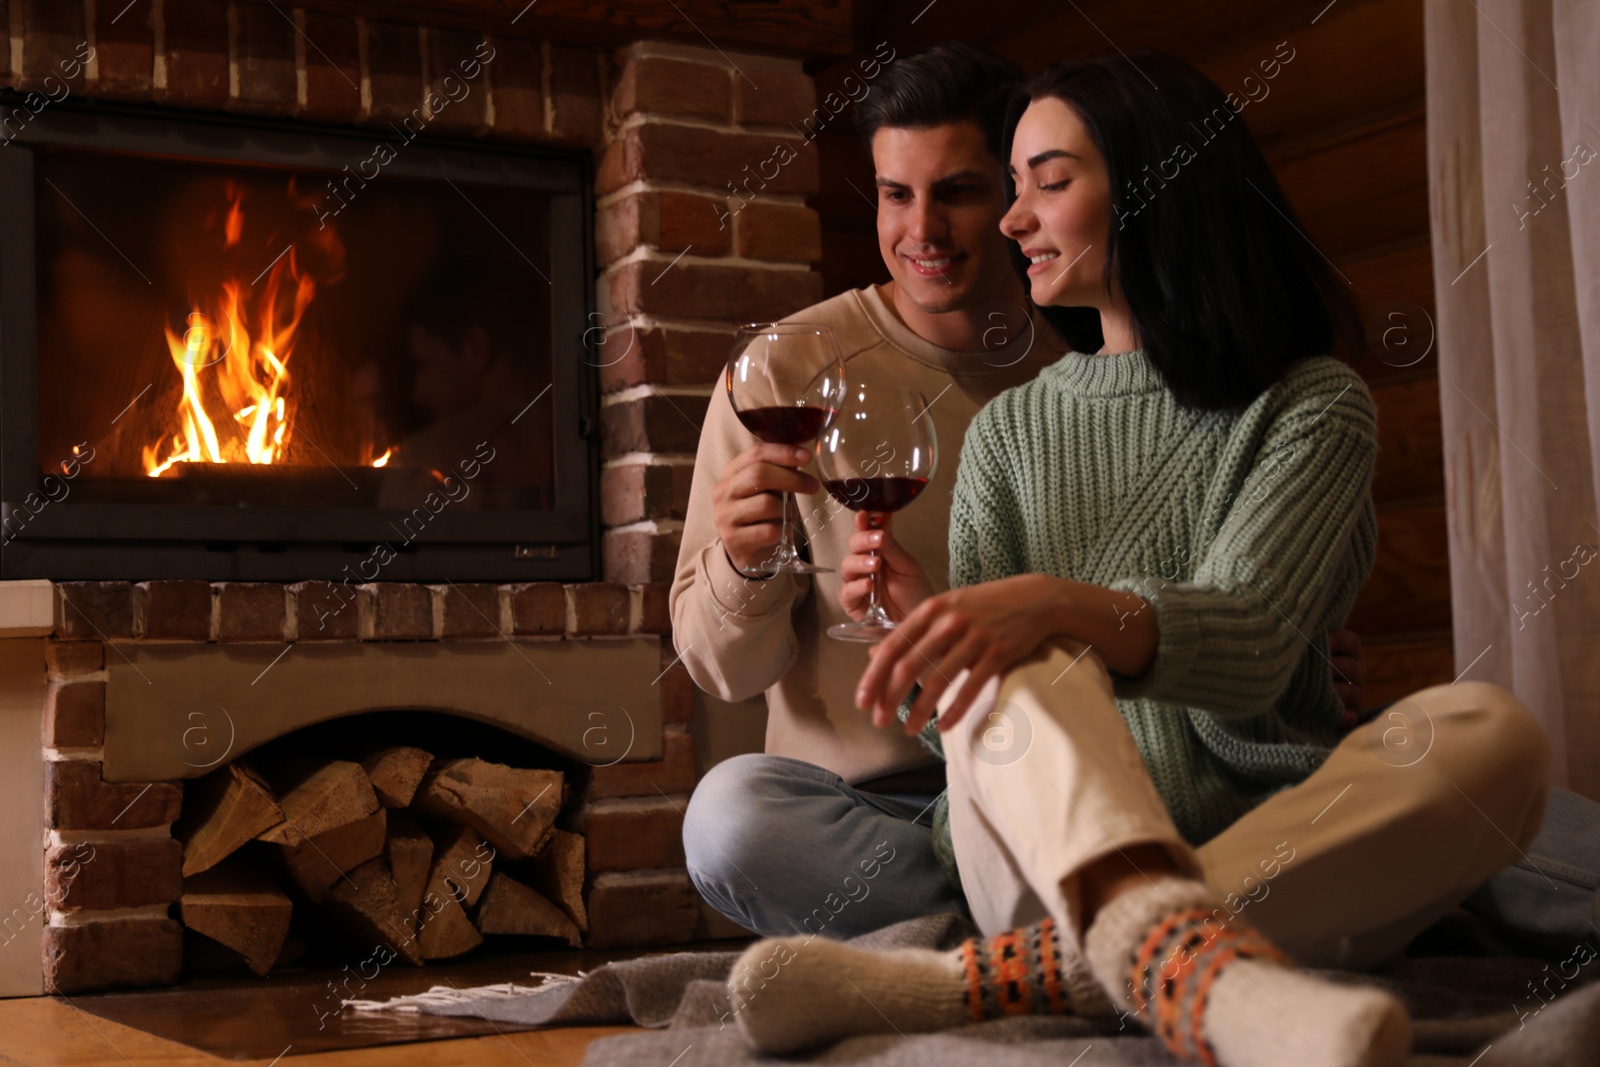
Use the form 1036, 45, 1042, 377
417, 889, 484, 960
521, 829, 588, 933
174, 764, 285, 877
361, 746, 433, 808
426, 823, 493, 908
387, 811, 433, 938
413, 759, 564, 860
474, 873, 581, 948
180, 858, 294, 976
256, 759, 379, 847
276, 809, 387, 902
324, 857, 423, 966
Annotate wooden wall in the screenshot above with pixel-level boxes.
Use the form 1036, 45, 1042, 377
813, 0, 1450, 705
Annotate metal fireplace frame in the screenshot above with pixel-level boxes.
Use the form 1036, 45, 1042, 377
0, 99, 599, 581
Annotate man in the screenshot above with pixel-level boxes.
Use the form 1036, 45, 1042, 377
671, 43, 1059, 938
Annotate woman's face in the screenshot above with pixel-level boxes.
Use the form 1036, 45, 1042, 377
1000, 97, 1116, 311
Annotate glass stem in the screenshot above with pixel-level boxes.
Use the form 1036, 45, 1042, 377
778, 491, 795, 563
867, 512, 885, 620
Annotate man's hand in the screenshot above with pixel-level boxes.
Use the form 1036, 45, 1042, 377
838, 512, 933, 622
712, 443, 818, 575
1329, 627, 1367, 728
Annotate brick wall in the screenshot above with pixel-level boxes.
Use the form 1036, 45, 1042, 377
595, 43, 825, 584
4, 4, 825, 991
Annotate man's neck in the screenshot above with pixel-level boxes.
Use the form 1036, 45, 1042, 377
883, 278, 1026, 353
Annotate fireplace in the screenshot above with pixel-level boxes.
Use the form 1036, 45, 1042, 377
0, 104, 595, 581
0, 0, 834, 1002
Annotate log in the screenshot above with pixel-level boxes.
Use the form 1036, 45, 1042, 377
174, 763, 285, 877
324, 857, 423, 966
276, 809, 387, 902
417, 889, 484, 960
413, 759, 564, 860
180, 858, 294, 976
257, 759, 379, 846
387, 811, 434, 938
522, 829, 587, 933
361, 746, 434, 808
427, 823, 492, 908
474, 873, 581, 948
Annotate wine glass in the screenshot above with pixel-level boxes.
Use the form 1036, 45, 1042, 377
726, 323, 847, 575
816, 380, 938, 641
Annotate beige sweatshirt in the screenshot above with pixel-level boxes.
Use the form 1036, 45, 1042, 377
669, 285, 1065, 787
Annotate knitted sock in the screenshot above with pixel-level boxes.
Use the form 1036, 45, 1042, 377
1083, 878, 1411, 1067
728, 918, 1110, 1055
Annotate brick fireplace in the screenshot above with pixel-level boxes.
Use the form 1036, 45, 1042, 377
0, 0, 832, 995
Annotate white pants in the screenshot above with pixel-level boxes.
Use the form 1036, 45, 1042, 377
944, 642, 1550, 968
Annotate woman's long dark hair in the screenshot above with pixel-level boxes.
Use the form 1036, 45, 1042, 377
1005, 51, 1359, 411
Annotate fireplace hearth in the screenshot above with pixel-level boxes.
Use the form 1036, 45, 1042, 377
1, 104, 595, 581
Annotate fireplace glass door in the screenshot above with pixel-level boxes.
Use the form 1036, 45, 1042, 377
0, 108, 595, 580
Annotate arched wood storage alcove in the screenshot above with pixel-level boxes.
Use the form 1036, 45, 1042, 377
102, 640, 663, 782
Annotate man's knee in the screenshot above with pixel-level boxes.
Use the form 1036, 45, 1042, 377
682, 754, 817, 886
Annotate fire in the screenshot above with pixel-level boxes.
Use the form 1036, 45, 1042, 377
143, 185, 317, 477
371, 448, 392, 468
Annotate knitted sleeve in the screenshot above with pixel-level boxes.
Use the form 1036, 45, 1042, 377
1108, 365, 1378, 717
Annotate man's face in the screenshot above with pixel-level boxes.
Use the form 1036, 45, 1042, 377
871, 121, 1014, 315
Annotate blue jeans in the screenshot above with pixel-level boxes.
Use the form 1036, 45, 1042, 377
683, 754, 968, 938
1465, 785, 1600, 952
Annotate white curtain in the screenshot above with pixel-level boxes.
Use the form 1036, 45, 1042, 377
1427, 0, 1600, 798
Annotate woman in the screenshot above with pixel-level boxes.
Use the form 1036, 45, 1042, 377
723, 51, 1547, 1067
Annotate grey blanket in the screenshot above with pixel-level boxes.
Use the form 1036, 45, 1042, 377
362, 914, 1600, 1066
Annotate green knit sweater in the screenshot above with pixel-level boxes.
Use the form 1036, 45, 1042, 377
914, 349, 1378, 892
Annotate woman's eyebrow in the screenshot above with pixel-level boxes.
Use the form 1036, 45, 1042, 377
1026, 149, 1081, 168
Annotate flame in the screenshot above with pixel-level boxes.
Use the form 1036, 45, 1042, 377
143, 186, 317, 477
371, 448, 392, 468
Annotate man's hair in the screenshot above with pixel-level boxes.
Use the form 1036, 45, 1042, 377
855, 42, 1024, 161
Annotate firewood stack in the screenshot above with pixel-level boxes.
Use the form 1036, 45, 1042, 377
171, 748, 588, 975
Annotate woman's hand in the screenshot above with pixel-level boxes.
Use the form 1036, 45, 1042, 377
855, 573, 1070, 736
837, 512, 934, 621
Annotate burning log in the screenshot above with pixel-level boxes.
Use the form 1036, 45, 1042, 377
174, 763, 285, 877
180, 857, 294, 976
475, 873, 581, 948
413, 759, 564, 860
361, 747, 434, 808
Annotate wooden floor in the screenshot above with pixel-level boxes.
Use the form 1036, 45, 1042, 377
0, 995, 639, 1065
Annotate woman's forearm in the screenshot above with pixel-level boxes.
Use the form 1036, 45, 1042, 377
1046, 576, 1158, 680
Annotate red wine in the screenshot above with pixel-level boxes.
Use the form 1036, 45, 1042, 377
823, 476, 930, 513
735, 405, 836, 445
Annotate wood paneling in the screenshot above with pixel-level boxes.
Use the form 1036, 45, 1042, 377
294, 0, 854, 56
1349, 503, 1453, 637
1272, 109, 1430, 261
1362, 635, 1456, 706
1372, 376, 1444, 505
1200, 0, 1424, 154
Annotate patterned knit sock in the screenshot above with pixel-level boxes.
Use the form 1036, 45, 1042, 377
1083, 878, 1411, 1067
728, 919, 1110, 1055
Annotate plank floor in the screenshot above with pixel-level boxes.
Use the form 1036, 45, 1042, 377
0, 996, 635, 1066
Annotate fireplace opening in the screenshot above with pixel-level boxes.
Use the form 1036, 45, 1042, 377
171, 710, 589, 979
0, 106, 597, 580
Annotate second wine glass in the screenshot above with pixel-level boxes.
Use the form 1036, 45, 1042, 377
817, 379, 938, 642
